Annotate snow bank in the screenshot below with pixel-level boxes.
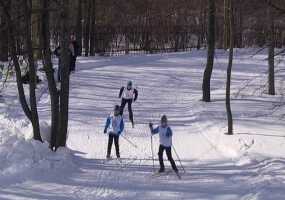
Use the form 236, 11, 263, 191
0, 116, 75, 178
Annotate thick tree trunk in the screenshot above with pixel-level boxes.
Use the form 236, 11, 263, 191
226, 0, 233, 135
41, 0, 60, 149
202, 0, 216, 102
57, 0, 70, 148
268, 6, 275, 95
24, 0, 42, 141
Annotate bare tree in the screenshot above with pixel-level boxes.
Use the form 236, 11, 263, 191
89, 0, 96, 56
202, 0, 216, 102
75, 0, 83, 56
40, 0, 60, 149
0, 0, 42, 141
225, 0, 234, 135
57, 0, 71, 148
223, 0, 230, 49
267, 5, 275, 95
0, 6, 8, 62
23, 0, 42, 141
83, 0, 91, 56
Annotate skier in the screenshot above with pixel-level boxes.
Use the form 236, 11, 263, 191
149, 115, 179, 175
104, 105, 125, 159
119, 81, 138, 128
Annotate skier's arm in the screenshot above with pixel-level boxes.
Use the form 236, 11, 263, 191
119, 87, 124, 98
134, 89, 138, 102
118, 119, 124, 135
104, 117, 111, 133
166, 127, 173, 137
149, 123, 159, 135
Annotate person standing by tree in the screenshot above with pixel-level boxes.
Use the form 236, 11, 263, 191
119, 81, 138, 128
149, 115, 179, 175
54, 34, 79, 81
69, 34, 79, 73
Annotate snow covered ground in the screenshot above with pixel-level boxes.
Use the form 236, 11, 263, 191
0, 49, 284, 199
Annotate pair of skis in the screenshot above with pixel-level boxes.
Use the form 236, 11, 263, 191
152, 170, 182, 180
104, 157, 136, 168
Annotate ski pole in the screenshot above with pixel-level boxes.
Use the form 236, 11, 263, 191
173, 145, 186, 173
121, 135, 138, 149
151, 135, 155, 172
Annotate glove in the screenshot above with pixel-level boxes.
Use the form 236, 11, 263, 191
104, 129, 107, 134
149, 123, 153, 128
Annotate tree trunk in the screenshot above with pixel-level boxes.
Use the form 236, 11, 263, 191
223, 0, 230, 49
268, 6, 275, 95
0, 8, 8, 62
225, 0, 234, 135
75, 0, 83, 56
76, 0, 83, 56
57, 0, 70, 148
41, 0, 60, 149
89, 0, 96, 56
32, 0, 41, 60
83, 0, 91, 57
23, 0, 42, 141
236, 0, 243, 48
202, 0, 216, 102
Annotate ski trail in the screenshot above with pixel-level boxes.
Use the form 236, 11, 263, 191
2, 51, 284, 199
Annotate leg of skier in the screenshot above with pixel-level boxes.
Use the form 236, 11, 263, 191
114, 135, 120, 158
120, 98, 127, 115
158, 145, 165, 173
166, 147, 178, 172
107, 134, 114, 158
127, 100, 134, 128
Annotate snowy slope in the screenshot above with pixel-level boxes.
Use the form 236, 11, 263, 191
0, 49, 284, 200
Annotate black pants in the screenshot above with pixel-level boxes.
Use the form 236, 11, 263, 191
120, 98, 134, 124
107, 134, 120, 158
158, 145, 178, 172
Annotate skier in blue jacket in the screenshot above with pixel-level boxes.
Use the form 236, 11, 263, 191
104, 105, 124, 159
149, 115, 178, 174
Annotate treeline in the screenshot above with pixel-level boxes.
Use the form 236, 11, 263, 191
1, 0, 285, 60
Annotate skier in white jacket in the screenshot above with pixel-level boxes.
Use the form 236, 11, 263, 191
119, 81, 138, 128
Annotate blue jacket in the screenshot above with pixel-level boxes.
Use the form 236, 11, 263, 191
151, 125, 173, 147
104, 115, 124, 135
